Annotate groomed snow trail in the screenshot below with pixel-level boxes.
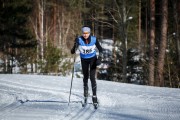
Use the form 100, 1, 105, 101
0, 74, 180, 120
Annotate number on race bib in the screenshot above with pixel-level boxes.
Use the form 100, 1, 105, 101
83, 48, 92, 54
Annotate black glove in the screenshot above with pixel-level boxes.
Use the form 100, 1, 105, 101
96, 53, 103, 66
96, 58, 101, 66
71, 39, 78, 54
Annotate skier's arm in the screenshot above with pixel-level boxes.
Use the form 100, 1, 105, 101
71, 38, 79, 54
95, 39, 103, 54
96, 39, 103, 66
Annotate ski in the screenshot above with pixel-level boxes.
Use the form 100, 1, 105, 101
82, 102, 87, 107
82, 102, 99, 109
93, 102, 99, 109
92, 95, 99, 109
81, 96, 99, 109
82, 97, 87, 107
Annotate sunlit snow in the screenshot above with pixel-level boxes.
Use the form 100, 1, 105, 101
0, 74, 180, 120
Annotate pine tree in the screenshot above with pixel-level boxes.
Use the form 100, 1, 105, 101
0, 0, 35, 73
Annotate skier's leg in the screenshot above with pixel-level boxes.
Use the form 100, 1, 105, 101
81, 59, 89, 98
90, 57, 99, 109
90, 71, 97, 97
90, 57, 97, 97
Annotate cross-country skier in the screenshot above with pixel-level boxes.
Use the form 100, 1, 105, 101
71, 26, 103, 108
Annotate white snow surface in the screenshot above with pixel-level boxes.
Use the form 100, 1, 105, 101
0, 74, 180, 120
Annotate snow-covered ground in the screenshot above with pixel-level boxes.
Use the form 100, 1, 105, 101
0, 74, 180, 120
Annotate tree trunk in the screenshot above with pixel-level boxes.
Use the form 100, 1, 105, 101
36, 0, 45, 61
138, 0, 141, 49
156, 0, 168, 87
53, 0, 57, 46
173, 0, 180, 69
121, 0, 128, 83
149, 0, 155, 86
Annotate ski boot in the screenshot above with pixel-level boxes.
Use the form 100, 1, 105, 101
82, 87, 88, 107
82, 97, 87, 107
92, 96, 98, 109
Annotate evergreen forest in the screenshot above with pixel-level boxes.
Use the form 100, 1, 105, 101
0, 0, 179, 88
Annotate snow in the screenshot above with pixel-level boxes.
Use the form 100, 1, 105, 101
0, 74, 180, 120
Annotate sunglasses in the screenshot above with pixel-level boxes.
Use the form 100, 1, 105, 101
83, 32, 90, 34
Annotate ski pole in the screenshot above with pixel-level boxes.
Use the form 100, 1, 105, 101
68, 55, 76, 106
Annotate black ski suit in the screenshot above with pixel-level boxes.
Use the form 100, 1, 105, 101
71, 36, 102, 97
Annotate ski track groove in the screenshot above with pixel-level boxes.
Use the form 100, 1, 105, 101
0, 80, 76, 102
0, 90, 25, 119
59, 93, 98, 120
0, 80, 69, 120
0, 79, 97, 120
68, 93, 99, 120
71, 105, 94, 120
63, 103, 97, 120
1, 75, 180, 120
0, 80, 69, 95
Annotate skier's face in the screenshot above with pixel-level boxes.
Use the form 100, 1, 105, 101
82, 32, 90, 39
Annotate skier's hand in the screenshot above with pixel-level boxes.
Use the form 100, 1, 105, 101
71, 38, 78, 54
96, 53, 103, 66
96, 58, 101, 66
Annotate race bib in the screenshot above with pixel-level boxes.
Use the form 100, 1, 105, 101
79, 45, 96, 55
